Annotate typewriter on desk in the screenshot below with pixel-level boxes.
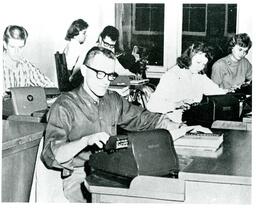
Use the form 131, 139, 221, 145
88, 129, 179, 183
182, 93, 247, 128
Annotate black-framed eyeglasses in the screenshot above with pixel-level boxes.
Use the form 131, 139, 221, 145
86, 65, 118, 81
102, 39, 115, 49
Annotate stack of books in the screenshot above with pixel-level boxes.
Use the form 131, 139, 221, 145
108, 85, 130, 97
174, 132, 224, 158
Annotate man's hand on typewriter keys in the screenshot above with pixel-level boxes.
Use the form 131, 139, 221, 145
84, 132, 110, 148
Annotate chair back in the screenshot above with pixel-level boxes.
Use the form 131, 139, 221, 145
54, 52, 72, 92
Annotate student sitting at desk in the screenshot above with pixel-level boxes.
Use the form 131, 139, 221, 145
41, 46, 211, 202
2, 25, 55, 95
63, 19, 89, 83
146, 42, 227, 117
96, 25, 135, 76
211, 33, 252, 90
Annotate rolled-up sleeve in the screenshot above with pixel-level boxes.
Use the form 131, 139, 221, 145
41, 101, 74, 172
116, 94, 162, 131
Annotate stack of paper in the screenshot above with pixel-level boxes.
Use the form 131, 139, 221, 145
174, 133, 224, 158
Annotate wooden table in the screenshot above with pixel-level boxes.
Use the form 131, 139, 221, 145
2, 120, 46, 202
86, 129, 251, 204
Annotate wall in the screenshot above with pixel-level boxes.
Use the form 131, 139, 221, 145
1, 0, 252, 83
1, 0, 115, 85
237, 1, 253, 62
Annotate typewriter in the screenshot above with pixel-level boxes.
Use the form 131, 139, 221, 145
88, 129, 179, 180
182, 93, 246, 128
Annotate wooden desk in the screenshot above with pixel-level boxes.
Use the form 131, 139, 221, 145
86, 129, 251, 204
2, 120, 46, 202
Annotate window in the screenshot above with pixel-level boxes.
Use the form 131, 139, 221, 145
116, 3, 165, 67
115, 3, 237, 78
183, 4, 207, 36
182, 4, 237, 37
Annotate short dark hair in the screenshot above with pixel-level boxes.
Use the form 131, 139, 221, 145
3, 25, 28, 44
100, 25, 119, 41
65, 19, 88, 41
83, 46, 116, 66
227, 33, 252, 53
177, 42, 213, 69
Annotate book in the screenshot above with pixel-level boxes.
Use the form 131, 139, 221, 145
108, 85, 130, 97
174, 133, 223, 150
175, 145, 223, 158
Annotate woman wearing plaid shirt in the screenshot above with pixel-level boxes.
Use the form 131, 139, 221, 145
3, 25, 55, 94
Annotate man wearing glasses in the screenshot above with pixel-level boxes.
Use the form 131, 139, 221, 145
42, 46, 210, 202
97, 25, 135, 76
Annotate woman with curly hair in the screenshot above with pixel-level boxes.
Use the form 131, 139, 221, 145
211, 33, 252, 90
64, 19, 89, 72
146, 42, 227, 115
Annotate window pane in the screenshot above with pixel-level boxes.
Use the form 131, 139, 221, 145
182, 4, 206, 33
190, 6, 206, 32
135, 7, 150, 31
150, 5, 164, 32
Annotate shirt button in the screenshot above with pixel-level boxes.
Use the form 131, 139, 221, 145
99, 117, 102, 120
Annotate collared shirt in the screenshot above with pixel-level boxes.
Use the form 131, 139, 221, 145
147, 65, 227, 113
211, 55, 252, 89
3, 53, 55, 92
41, 85, 162, 173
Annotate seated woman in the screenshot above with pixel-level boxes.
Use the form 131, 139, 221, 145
146, 42, 228, 117
211, 33, 252, 90
64, 19, 88, 72
3, 25, 55, 95
63, 19, 88, 88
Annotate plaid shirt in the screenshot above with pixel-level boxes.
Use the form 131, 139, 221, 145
3, 53, 55, 92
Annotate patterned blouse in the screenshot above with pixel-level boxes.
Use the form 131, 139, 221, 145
3, 53, 55, 92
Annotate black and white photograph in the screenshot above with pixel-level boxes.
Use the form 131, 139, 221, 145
1, 0, 254, 206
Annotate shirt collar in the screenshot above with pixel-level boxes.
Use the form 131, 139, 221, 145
76, 84, 100, 105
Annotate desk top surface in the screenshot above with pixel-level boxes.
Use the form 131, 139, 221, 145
180, 129, 251, 184
87, 128, 251, 189
2, 120, 46, 145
